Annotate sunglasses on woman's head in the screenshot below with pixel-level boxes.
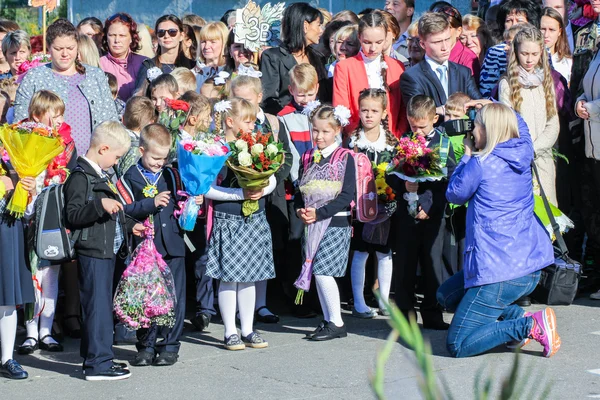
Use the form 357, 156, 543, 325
157, 29, 179, 38
107, 13, 132, 23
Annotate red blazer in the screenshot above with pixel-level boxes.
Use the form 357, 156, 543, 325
333, 54, 408, 137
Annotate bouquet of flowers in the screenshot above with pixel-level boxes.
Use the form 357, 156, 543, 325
114, 220, 177, 330
15, 53, 51, 84
158, 98, 191, 150
176, 133, 231, 230
0, 121, 65, 217
387, 134, 447, 218
363, 161, 398, 245
227, 130, 284, 216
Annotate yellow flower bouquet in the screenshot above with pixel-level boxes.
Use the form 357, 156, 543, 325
0, 121, 64, 217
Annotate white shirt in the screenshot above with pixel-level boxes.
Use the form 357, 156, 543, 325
425, 55, 449, 96
551, 53, 573, 84
82, 155, 105, 177
320, 142, 340, 159
361, 51, 384, 89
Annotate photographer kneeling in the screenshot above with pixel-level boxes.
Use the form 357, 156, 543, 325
437, 103, 559, 358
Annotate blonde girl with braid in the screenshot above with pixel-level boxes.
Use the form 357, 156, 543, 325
347, 88, 397, 318
332, 10, 408, 137
204, 97, 278, 351
498, 24, 559, 205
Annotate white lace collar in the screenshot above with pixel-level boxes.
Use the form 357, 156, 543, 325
361, 51, 381, 65
349, 127, 393, 152
320, 142, 339, 159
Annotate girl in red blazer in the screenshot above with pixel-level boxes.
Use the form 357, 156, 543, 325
333, 10, 408, 138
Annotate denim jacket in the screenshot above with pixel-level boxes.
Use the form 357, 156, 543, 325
13, 63, 118, 128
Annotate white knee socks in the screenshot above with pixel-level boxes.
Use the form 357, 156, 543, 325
219, 281, 256, 338
237, 282, 255, 337
315, 275, 343, 327
351, 251, 370, 313
25, 265, 60, 346
219, 282, 238, 338
0, 306, 17, 364
376, 251, 393, 311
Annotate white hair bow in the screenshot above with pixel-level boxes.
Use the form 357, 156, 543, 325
147, 67, 162, 82
214, 100, 232, 113
301, 100, 321, 116
214, 71, 230, 85
237, 64, 263, 79
333, 105, 351, 127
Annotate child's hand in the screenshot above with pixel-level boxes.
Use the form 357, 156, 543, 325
0, 176, 14, 191
101, 198, 123, 215
243, 188, 264, 200
416, 208, 430, 220
195, 195, 204, 205
132, 223, 145, 237
154, 191, 170, 208
576, 100, 590, 120
405, 181, 418, 193
302, 208, 317, 224
20, 177, 37, 195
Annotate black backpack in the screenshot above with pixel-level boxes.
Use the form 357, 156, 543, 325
33, 167, 97, 263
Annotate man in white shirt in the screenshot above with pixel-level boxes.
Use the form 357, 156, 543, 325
543, 0, 574, 52
385, 0, 414, 59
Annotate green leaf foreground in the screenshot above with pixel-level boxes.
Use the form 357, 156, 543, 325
372, 294, 551, 400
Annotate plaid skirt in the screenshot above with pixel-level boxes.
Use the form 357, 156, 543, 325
304, 226, 352, 277
206, 211, 276, 282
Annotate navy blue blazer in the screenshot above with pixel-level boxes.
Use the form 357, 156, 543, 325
119, 165, 186, 258
400, 59, 482, 108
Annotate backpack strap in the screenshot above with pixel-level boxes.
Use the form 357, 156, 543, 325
439, 133, 450, 168
265, 113, 280, 140
301, 149, 315, 171
165, 167, 183, 193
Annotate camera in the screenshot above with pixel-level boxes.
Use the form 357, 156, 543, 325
443, 107, 477, 137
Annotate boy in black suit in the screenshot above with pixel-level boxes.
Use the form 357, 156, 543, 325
118, 123, 188, 367
64, 121, 143, 381
399, 12, 481, 122
386, 95, 456, 330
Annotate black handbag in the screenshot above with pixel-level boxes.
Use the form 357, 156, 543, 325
531, 162, 582, 305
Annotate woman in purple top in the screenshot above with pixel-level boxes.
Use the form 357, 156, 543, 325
14, 19, 118, 154
99, 13, 147, 102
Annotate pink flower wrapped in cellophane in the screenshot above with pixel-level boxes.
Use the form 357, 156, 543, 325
113, 220, 177, 329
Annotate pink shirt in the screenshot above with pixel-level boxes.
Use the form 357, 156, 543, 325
449, 41, 480, 82
99, 51, 147, 101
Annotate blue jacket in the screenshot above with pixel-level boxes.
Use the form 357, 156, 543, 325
446, 114, 554, 288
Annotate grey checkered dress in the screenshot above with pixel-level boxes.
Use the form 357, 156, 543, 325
304, 226, 352, 277
206, 211, 276, 282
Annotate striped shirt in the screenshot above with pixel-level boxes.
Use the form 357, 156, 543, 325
479, 43, 508, 98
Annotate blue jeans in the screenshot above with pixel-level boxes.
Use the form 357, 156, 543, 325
436, 269, 540, 358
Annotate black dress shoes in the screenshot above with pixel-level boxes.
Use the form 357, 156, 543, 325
516, 296, 532, 307
310, 322, 348, 341
39, 335, 64, 352
85, 365, 131, 381
305, 320, 327, 339
153, 352, 178, 366
422, 320, 450, 330
17, 337, 38, 355
0, 360, 28, 380
130, 351, 154, 367
190, 313, 211, 332
255, 306, 280, 323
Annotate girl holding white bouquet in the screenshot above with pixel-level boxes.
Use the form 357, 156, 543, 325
204, 98, 277, 351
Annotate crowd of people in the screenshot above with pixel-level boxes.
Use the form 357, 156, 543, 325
0, 0, 593, 382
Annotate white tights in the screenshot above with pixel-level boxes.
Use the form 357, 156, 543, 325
219, 282, 255, 338
315, 275, 343, 327
24, 265, 60, 346
0, 306, 17, 364
351, 250, 393, 312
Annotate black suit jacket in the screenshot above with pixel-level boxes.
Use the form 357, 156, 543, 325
400, 59, 482, 107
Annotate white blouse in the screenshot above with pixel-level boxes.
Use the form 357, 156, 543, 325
361, 51, 384, 89
551, 53, 573, 85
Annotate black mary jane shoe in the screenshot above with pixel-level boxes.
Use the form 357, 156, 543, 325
310, 322, 348, 341
255, 306, 280, 324
305, 320, 327, 339
0, 360, 28, 380
17, 337, 39, 355
153, 352, 179, 366
39, 335, 64, 352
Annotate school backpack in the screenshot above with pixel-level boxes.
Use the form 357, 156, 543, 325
302, 147, 377, 223
33, 167, 97, 263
